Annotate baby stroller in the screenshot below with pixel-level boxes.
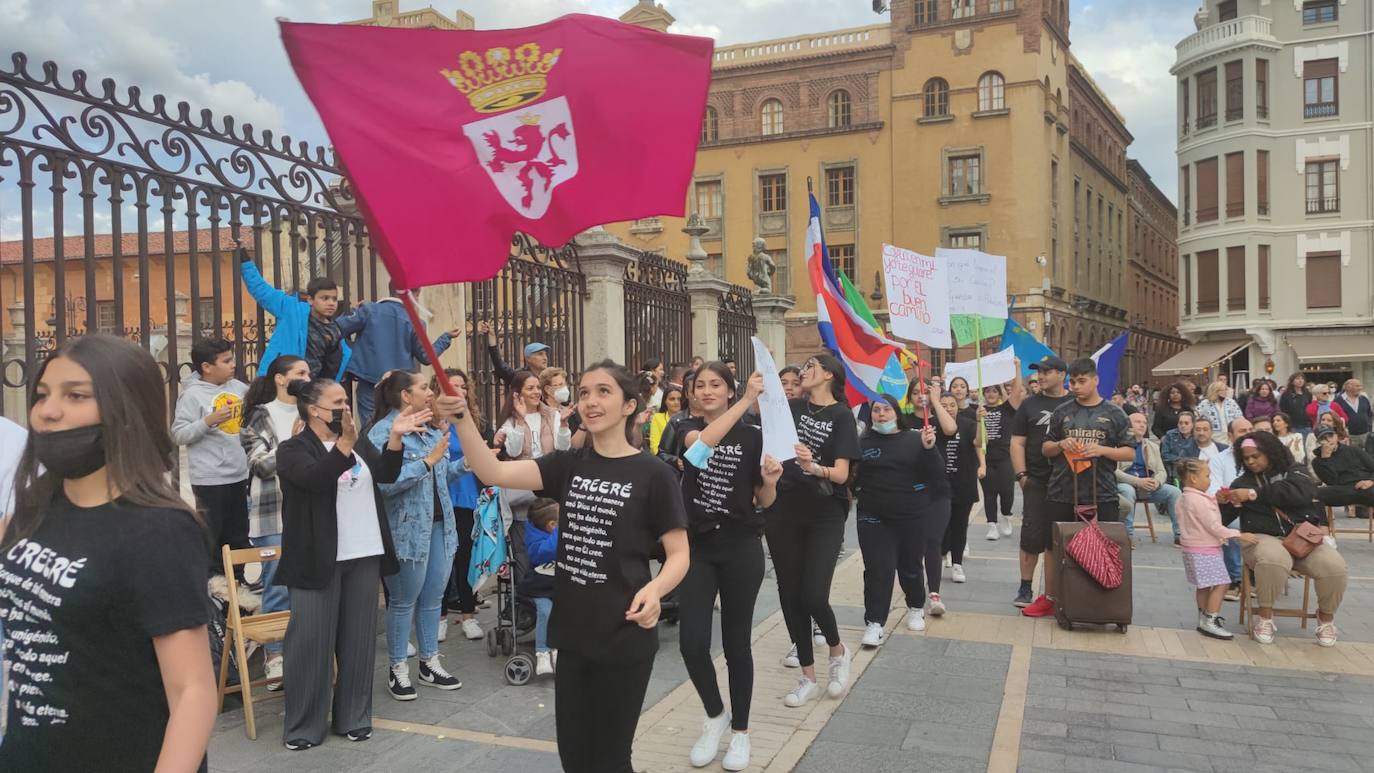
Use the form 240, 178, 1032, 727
472, 486, 538, 684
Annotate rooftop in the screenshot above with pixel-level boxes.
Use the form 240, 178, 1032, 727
711, 23, 892, 69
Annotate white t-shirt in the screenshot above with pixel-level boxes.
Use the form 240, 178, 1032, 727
1197, 443, 1221, 462
265, 400, 297, 443
323, 441, 385, 561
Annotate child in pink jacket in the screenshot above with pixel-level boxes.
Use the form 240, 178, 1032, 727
1175, 458, 1258, 640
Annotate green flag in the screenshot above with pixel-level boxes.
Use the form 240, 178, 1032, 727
838, 271, 881, 331
951, 314, 1004, 347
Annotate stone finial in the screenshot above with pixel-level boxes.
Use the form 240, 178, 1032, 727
1193, 5, 1209, 30
682, 212, 709, 275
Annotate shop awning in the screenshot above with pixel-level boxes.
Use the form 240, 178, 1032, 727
1290, 333, 1374, 363
1151, 339, 1249, 377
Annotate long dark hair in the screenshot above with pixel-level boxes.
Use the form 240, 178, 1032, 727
1285, 372, 1309, 395
811, 354, 848, 406
6, 335, 194, 549
1157, 380, 1195, 414
696, 361, 737, 409
580, 359, 642, 449
498, 370, 539, 430
433, 368, 483, 430
658, 385, 684, 416
244, 354, 304, 417
369, 369, 421, 433
865, 394, 909, 436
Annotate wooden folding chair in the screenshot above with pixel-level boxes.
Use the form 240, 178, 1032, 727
216, 544, 290, 740
1238, 568, 1316, 630
1136, 500, 1158, 544
1325, 505, 1374, 543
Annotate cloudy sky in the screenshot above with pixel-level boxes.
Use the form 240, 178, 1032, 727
0, 0, 1195, 204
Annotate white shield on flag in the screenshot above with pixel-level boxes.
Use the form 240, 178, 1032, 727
462, 96, 578, 219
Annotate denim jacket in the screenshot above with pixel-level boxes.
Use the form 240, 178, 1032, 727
1159, 429, 1199, 477
367, 412, 459, 563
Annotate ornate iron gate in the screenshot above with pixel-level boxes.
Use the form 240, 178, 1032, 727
623, 250, 689, 374
0, 53, 380, 422
718, 284, 757, 374
465, 233, 586, 425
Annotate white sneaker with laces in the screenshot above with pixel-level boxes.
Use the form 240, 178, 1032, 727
437, 618, 448, 643
407, 640, 417, 658
951, 564, 966, 583
535, 651, 554, 676
781, 643, 800, 668
826, 644, 852, 698
943, 554, 952, 568
812, 624, 826, 646
783, 678, 818, 707
264, 655, 284, 692
907, 607, 927, 631
928, 592, 947, 616
986, 522, 1000, 541
1316, 621, 1338, 648
861, 622, 885, 648
722, 732, 751, 772
689, 711, 731, 768
461, 618, 483, 640
999, 519, 1013, 537
1251, 616, 1276, 645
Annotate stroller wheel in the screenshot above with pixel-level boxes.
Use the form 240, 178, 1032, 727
505, 653, 533, 686
485, 629, 498, 658
499, 628, 515, 657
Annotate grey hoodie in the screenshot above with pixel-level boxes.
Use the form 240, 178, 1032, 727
172, 373, 250, 485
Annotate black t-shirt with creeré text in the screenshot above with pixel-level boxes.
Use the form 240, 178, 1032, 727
982, 402, 1016, 464
1010, 393, 1074, 483
0, 496, 209, 773
535, 449, 687, 662
779, 400, 862, 501
1045, 399, 1137, 504
856, 429, 945, 516
681, 421, 764, 534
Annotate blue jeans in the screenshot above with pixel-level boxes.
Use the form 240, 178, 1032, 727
354, 378, 376, 421
1223, 515, 1242, 583
251, 533, 288, 657
1118, 482, 1183, 541
532, 596, 553, 653
383, 520, 452, 664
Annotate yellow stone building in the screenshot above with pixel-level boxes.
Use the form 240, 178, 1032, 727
607, 0, 1148, 367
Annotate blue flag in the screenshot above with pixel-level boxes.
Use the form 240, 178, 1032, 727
998, 318, 1056, 380
1091, 332, 1130, 400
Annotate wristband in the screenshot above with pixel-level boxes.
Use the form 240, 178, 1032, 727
1015, 471, 1028, 481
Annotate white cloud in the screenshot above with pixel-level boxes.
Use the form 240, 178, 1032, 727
669, 21, 724, 39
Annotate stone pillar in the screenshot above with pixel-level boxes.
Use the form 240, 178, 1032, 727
418, 283, 468, 371
751, 294, 795, 365
575, 227, 638, 365
686, 274, 732, 361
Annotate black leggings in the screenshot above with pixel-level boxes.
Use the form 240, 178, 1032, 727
921, 494, 952, 595
980, 457, 1015, 522
679, 527, 765, 731
555, 649, 655, 773
765, 494, 845, 669
942, 499, 975, 566
442, 507, 477, 616
857, 507, 925, 624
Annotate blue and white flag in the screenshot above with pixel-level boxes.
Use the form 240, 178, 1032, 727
1091, 332, 1130, 399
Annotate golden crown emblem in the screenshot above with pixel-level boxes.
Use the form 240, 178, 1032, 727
440, 42, 563, 114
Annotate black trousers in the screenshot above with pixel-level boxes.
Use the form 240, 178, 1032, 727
942, 498, 974, 566
980, 457, 1015, 522
555, 649, 655, 773
193, 480, 250, 577
442, 507, 477, 615
765, 493, 845, 669
857, 507, 926, 624
1317, 485, 1374, 509
678, 526, 765, 732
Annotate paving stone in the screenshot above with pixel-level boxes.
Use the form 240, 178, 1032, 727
1149, 708, 1243, 729
1105, 715, 1203, 739
795, 739, 988, 773
1068, 724, 1159, 750
1021, 719, 1069, 737
1020, 733, 1115, 760
902, 720, 995, 760
1157, 735, 1256, 759
815, 712, 911, 748
1109, 743, 1217, 772
840, 690, 1002, 727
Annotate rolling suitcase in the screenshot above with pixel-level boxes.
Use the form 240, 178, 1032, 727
1051, 460, 1133, 632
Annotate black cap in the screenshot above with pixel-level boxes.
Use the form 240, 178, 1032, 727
1316, 427, 1337, 440
1030, 356, 1068, 373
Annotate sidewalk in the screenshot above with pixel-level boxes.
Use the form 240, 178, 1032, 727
209, 506, 1374, 772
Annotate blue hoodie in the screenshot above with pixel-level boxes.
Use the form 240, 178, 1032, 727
239, 260, 351, 379
335, 298, 452, 384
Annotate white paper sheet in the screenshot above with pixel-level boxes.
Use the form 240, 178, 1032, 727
751, 336, 799, 463
941, 347, 1018, 390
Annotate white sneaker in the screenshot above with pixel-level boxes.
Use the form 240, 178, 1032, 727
535, 651, 554, 676
407, 640, 416, 658
781, 643, 800, 668
907, 607, 927, 631
1316, 621, 1338, 648
461, 618, 483, 640
264, 655, 284, 692
437, 618, 448, 643
783, 677, 819, 707
1196, 612, 1234, 640
928, 593, 947, 616
951, 564, 966, 583
722, 731, 751, 772
1251, 616, 1276, 645
986, 522, 1000, 541
943, 553, 952, 568
861, 622, 885, 648
999, 519, 1014, 537
689, 710, 731, 767
826, 644, 852, 698
812, 624, 826, 647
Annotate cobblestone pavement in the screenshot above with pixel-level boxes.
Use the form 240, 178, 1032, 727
210, 503, 1374, 772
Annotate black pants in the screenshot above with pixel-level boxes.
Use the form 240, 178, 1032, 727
193, 480, 250, 577
443, 507, 477, 615
857, 506, 926, 624
678, 526, 764, 732
1317, 485, 1374, 510
555, 649, 654, 773
980, 457, 1015, 522
920, 493, 952, 595
765, 494, 845, 668
942, 499, 975, 566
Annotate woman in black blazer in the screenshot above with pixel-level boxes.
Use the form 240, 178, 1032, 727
274, 378, 431, 751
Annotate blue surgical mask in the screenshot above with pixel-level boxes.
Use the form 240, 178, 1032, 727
873, 420, 899, 435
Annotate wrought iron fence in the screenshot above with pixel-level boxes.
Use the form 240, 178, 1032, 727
0, 52, 381, 421
718, 284, 757, 374
623, 250, 689, 374
465, 232, 586, 426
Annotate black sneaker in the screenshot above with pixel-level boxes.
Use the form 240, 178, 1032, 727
284, 739, 315, 751
418, 656, 462, 690
345, 727, 372, 742
388, 663, 417, 701
1013, 586, 1034, 608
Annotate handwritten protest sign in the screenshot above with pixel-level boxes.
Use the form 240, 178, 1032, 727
751, 336, 799, 462
881, 244, 950, 349
942, 347, 1017, 389
937, 248, 1008, 320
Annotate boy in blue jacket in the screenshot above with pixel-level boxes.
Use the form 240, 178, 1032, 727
237, 245, 351, 380
335, 284, 459, 420
521, 499, 559, 677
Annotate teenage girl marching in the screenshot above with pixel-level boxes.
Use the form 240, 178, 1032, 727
450, 359, 690, 773
678, 366, 783, 770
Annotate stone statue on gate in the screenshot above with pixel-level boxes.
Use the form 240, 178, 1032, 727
746, 237, 775, 295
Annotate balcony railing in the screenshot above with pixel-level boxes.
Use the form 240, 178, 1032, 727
1306, 197, 1340, 214
1197, 113, 1217, 129
1174, 15, 1276, 71
1304, 102, 1338, 119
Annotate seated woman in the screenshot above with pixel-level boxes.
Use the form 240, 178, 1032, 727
1219, 431, 1347, 648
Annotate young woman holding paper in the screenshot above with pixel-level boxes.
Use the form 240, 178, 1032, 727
677, 364, 783, 771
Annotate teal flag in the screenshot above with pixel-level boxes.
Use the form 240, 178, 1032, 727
998, 317, 1056, 379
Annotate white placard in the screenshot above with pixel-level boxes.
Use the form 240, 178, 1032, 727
942, 347, 1017, 389
881, 244, 951, 349
751, 336, 799, 463
937, 247, 1008, 319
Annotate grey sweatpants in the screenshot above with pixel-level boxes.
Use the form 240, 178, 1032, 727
283, 556, 382, 744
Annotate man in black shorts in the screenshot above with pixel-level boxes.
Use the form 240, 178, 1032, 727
1030, 358, 1135, 615
1010, 357, 1071, 613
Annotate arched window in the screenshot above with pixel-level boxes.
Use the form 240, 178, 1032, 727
761, 98, 783, 136
922, 78, 950, 117
828, 90, 852, 128
978, 71, 1005, 111
700, 106, 719, 143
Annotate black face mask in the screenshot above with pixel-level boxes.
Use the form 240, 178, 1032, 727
32, 425, 106, 480
318, 408, 345, 436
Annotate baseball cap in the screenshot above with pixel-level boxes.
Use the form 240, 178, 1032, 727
524, 342, 550, 358
1316, 427, 1337, 440
1030, 356, 1068, 373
